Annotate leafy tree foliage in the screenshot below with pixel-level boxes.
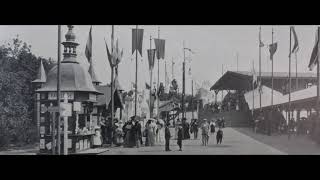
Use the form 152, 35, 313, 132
0, 36, 55, 148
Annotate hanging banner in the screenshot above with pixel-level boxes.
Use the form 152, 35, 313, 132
132, 28, 144, 56
147, 49, 156, 70
154, 39, 165, 59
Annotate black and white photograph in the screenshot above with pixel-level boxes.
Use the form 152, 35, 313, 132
1, 25, 320, 155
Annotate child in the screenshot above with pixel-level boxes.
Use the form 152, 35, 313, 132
216, 128, 223, 144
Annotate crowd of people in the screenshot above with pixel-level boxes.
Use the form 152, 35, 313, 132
253, 110, 314, 138
91, 115, 226, 152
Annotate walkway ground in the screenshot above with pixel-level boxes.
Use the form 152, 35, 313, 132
234, 127, 320, 155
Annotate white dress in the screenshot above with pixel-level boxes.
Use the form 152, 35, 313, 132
158, 127, 165, 145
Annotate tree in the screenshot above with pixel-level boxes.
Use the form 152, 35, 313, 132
0, 36, 54, 148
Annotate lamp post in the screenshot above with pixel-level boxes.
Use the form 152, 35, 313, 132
182, 41, 194, 120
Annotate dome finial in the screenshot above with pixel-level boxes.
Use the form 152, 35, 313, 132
62, 25, 79, 61
65, 25, 76, 42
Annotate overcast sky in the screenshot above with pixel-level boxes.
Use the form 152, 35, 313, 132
0, 25, 317, 95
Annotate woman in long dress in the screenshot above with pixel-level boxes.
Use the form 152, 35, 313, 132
150, 120, 156, 146
158, 124, 165, 145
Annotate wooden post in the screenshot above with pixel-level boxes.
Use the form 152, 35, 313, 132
57, 25, 61, 155
63, 94, 68, 155
50, 103, 55, 155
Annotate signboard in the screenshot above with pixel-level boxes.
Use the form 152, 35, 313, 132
48, 106, 60, 113
79, 140, 83, 150
61, 103, 72, 117
89, 93, 97, 101
68, 139, 72, 149
46, 142, 52, 150
41, 104, 47, 113
73, 102, 81, 112
40, 126, 45, 135
41, 93, 46, 100
39, 139, 45, 149
48, 92, 74, 100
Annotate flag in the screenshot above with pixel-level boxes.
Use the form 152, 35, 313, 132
258, 81, 262, 94
147, 49, 156, 70
132, 28, 144, 56
259, 33, 264, 48
146, 83, 151, 90
259, 27, 264, 47
269, 42, 278, 60
85, 26, 92, 62
251, 66, 257, 86
104, 38, 115, 67
259, 40, 264, 47
308, 28, 319, 71
154, 39, 165, 59
114, 39, 123, 65
291, 26, 299, 54
132, 82, 136, 89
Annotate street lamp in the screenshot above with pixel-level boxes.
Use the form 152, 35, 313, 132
182, 41, 194, 120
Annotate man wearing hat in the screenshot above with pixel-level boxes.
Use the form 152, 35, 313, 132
165, 122, 172, 151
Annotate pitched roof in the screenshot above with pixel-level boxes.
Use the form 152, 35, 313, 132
210, 70, 317, 91
95, 84, 123, 108
32, 59, 46, 83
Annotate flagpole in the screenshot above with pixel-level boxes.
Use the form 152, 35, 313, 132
135, 25, 138, 117
56, 25, 61, 155
252, 60, 255, 120
165, 61, 167, 93
296, 53, 298, 90
316, 27, 320, 137
149, 35, 153, 118
182, 41, 186, 119
222, 64, 224, 102
157, 27, 160, 121
237, 52, 239, 72
172, 58, 174, 80
110, 25, 114, 146
259, 26, 262, 112
192, 79, 194, 120
270, 27, 274, 136
289, 27, 292, 131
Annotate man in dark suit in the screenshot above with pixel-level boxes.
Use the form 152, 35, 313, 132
165, 123, 171, 151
